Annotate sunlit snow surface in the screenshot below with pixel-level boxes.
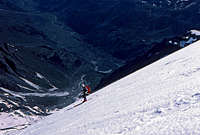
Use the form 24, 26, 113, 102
16, 40, 200, 135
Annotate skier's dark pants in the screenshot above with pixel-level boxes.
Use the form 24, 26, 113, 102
83, 92, 87, 101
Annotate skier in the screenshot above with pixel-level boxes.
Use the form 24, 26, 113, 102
81, 83, 91, 102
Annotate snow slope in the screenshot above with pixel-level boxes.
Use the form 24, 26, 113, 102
17, 40, 200, 135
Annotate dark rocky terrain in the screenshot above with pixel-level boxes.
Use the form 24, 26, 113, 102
97, 31, 200, 89
1, 0, 200, 61
0, 0, 200, 131
24, 0, 200, 60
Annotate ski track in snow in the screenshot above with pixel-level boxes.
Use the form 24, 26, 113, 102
13, 40, 200, 135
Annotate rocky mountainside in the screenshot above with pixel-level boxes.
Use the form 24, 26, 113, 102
1, 0, 200, 60
1, 0, 200, 66
0, 4, 122, 89
21, 0, 200, 60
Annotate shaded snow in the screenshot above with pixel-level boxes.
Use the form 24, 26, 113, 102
190, 30, 200, 36
36, 72, 44, 79
17, 84, 35, 92
19, 77, 40, 90
180, 37, 197, 47
35, 73, 58, 91
0, 87, 25, 100
0, 87, 69, 98
19, 75, 59, 92
186, 37, 197, 44
48, 86, 58, 92
17, 40, 200, 135
20, 91, 69, 97
95, 66, 113, 74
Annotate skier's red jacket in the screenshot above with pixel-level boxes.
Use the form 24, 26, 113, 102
85, 85, 91, 94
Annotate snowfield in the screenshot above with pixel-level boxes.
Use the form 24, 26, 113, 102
17, 40, 200, 135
